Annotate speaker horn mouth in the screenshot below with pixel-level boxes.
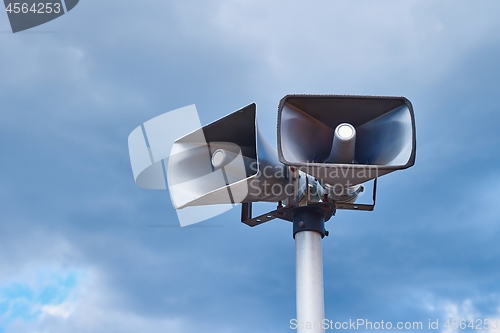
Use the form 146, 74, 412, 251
167, 103, 290, 209
277, 95, 416, 187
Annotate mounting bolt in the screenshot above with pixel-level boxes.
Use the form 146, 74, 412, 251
325, 230, 330, 237
299, 221, 305, 228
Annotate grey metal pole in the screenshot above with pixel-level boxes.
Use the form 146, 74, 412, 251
293, 208, 327, 333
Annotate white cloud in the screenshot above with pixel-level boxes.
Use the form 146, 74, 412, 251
170, 0, 500, 92
6, 268, 193, 333
412, 292, 500, 333
41, 303, 74, 319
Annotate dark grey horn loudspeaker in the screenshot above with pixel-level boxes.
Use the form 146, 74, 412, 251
277, 95, 416, 187
167, 103, 288, 209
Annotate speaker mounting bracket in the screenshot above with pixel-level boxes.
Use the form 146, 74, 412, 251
241, 202, 336, 227
241, 178, 377, 227
334, 177, 378, 211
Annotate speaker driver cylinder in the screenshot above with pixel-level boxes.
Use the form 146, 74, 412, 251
327, 123, 356, 164
210, 148, 255, 180
211, 149, 234, 168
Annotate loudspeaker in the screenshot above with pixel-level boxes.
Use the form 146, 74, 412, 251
167, 103, 289, 209
277, 95, 416, 188
5, 0, 80, 33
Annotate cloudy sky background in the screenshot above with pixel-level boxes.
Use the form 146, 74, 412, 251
1, 0, 500, 332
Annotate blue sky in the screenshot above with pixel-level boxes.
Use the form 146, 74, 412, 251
1, 1, 500, 332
